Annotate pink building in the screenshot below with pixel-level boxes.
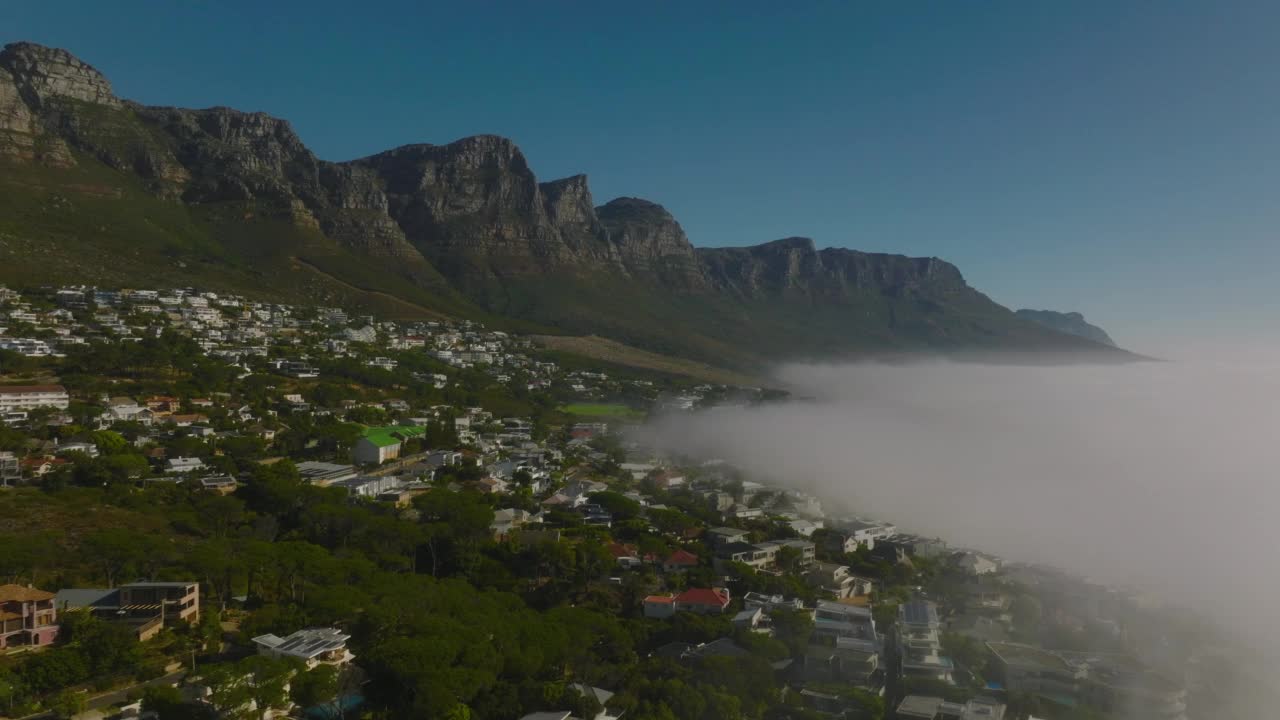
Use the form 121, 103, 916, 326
0, 584, 59, 649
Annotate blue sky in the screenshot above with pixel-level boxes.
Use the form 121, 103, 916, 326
3, 1, 1277, 352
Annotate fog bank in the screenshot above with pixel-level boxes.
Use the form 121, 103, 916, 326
640, 358, 1280, 645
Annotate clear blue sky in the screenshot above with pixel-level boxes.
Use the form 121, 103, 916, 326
4, 1, 1278, 352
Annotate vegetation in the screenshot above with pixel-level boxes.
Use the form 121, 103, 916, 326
560, 402, 646, 420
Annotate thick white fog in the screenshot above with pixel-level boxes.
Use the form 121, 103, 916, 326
640, 358, 1280, 650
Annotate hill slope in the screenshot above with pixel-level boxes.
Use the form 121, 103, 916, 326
0, 41, 1132, 368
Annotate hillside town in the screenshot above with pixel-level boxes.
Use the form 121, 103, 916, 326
0, 285, 1206, 720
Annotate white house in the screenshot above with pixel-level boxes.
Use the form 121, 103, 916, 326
165, 457, 205, 474
643, 595, 677, 619
252, 627, 354, 669
0, 385, 70, 413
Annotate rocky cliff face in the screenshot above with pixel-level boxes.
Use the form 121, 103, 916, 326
0, 42, 120, 109
1015, 309, 1116, 347
540, 174, 623, 267
354, 137, 577, 283
597, 197, 707, 290
697, 236, 968, 302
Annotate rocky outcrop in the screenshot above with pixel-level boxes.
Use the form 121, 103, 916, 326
0, 58, 73, 165
0, 42, 120, 109
540, 174, 622, 267
697, 236, 968, 302
0, 66, 40, 161
1015, 309, 1116, 346
597, 197, 707, 290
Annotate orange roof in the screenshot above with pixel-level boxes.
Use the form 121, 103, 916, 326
665, 549, 699, 565
675, 587, 730, 607
608, 542, 639, 558
0, 584, 55, 602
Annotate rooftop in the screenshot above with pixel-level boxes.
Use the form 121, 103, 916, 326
0, 584, 56, 602
901, 599, 940, 626
987, 642, 1073, 673
253, 627, 350, 659
362, 425, 425, 448
0, 385, 67, 394
897, 695, 944, 719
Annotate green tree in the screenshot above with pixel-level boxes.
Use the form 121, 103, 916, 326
291, 665, 340, 711
141, 684, 191, 720
48, 688, 86, 719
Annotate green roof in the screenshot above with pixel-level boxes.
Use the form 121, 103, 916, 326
361, 425, 425, 448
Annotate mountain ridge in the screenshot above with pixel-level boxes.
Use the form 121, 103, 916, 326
0, 40, 1134, 369
1015, 309, 1116, 347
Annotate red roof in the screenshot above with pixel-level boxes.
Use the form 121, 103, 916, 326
608, 543, 639, 559
0, 385, 66, 394
665, 549, 699, 566
644, 595, 675, 604
674, 587, 730, 608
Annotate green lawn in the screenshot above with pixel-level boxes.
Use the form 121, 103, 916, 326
560, 403, 646, 420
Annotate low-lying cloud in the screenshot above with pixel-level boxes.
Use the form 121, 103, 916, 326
640, 358, 1280, 656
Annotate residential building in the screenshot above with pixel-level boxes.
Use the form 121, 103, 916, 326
732, 607, 769, 633
661, 549, 699, 573
742, 592, 805, 613
874, 534, 949, 563
0, 385, 70, 413
55, 581, 199, 641
788, 518, 824, 537
812, 600, 877, 643
900, 599, 955, 685
713, 541, 768, 573
897, 696, 1007, 720
806, 562, 872, 599
705, 526, 749, 549
673, 587, 731, 614
332, 475, 404, 498
0, 451, 19, 486
987, 644, 1188, 720
567, 684, 622, 720
643, 595, 676, 619
490, 508, 543, 537
199, 476, 238, 494
0, 584, 59, 649
353, 425, 424, 465
54, 441, 99, 458
252, 627, 354, 669
825, 520, 896, 553
802, 636, 881, 688
296, 461, 358, 486
754, 539, 816, 568
165, 456, 205, 474
954, 551, 1001, 576
986, 643, 1082, 706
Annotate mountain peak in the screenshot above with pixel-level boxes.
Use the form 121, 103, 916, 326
1015, 309, 1116, 347
757, 236, 818, 253
598, 196, 671, 216
0, 41, 120, 108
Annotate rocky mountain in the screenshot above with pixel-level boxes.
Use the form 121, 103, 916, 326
1015, 309, 1116, 347
0, 41, 1132, 369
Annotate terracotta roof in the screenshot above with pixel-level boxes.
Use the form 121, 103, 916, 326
665, 549, 699, 565
0, 584, 55, 602
0, 385, 66, 394
608, 543, 639, 559
675, 587, 730, 607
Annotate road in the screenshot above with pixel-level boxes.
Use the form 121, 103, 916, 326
11, 670, 186, 720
